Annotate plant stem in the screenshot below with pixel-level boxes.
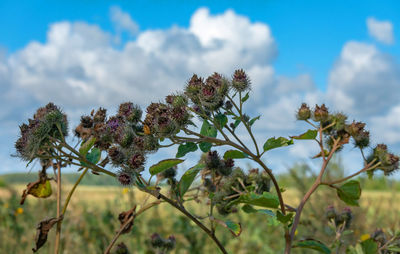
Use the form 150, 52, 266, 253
287, 132, 340, 250
155, 191, 228, 254
183, 128, 288, 253
54, 162, 62, 254
182, 128, 287, 216
227, 94, 260, 156
61, 167, 89, 215
323, 160, 380, 185
104, 201, 161, 254
59, 141, 227, 254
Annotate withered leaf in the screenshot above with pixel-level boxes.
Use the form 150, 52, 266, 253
20, 179, 52, 205
32, 216, 63, 252
118, 206, 136, 234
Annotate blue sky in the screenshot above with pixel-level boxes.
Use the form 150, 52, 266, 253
0, 1, 399, 175
2, 0, 400, 88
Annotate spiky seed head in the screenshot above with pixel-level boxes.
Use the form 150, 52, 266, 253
232, 69, 251, 92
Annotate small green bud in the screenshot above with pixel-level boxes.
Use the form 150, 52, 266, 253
150, 233, 164, 248
325, 205, 336, 221
296, 103, 311, 120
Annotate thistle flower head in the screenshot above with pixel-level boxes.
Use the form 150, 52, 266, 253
232, 69, 251, 92
313, 104, 329, 122
159, 166, 177, 180
206, 151, 221, 169
150, 233, 164, 248
296, 103, 311, 120
370, 144, 399, 175
118, 102, 142, 123
185, 74, 204, 104
15, 103, 68, 161
164, 235, 176, 251
339, 207, 353, 228
144, 103, 179, 137
199, 73, 228, 110
93, 108, 107, 123
107, 116, 125, 133
346, 121, 366, 136
80, 115, 93, 128
329, 113, 348, 132
117, 171, 134, 186
108, 146, 125, 165
127, 153, 146, 170
324, 205, 336, 221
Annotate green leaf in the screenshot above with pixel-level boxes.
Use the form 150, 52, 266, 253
249, 115, 260, 126
79, 137, 96, 156
258, 209, 276, 217
241, 92, 249, 102
86, 148, 101, 164
215, 113, 228, 128
241, 205, 276, 217
336, 180, 361, 206
176, 142, 198, 158
293, 239, 331, 254
242, 204, 257, 213
200, 119, 210, 136
223, 150, 247, 159
200, 120, 217, 138
224, 220, 242, 237
263, 137, 293, 152
276, 211, 294, 224
360, 239, 378, 254
229, 192, 279, 209
232, 119, 241, 129
199, 142, 212, 152
291, 129, 318, 140
387, 246, 400, 252
178, 164, 205, 196
149, 159, 184, 175
81, 148, 101, 167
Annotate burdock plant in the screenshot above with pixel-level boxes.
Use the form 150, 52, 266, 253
15, 70, 400, 254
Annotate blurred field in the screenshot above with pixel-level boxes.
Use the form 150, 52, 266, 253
1, 182, 399, 254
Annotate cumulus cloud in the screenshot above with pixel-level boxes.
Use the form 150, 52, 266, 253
6, 8, 278, 111
327, 41, 400, 117
110, 6, 139, 36
1, 6, 399, 175
367, 17, 394, 45
369, 104, 400, 145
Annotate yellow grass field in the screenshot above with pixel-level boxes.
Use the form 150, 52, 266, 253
1, 184, 399, 253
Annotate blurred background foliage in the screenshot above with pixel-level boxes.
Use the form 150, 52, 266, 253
0, 158, 399, 253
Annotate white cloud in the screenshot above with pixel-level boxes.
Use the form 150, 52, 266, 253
367, 17, 394, 45
327, 41, 400, 117
1, 7, 399, 175
370, 104, 400, 145
110, 6, 139, 36
6, 7, 277, 111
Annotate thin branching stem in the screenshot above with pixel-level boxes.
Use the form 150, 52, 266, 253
104, 201, 161, 254
54, 162, 62, 254
61, 167, 89, 215
226, 94, 260, 156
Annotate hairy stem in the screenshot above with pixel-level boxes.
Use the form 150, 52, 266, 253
54, 162, 62, 254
